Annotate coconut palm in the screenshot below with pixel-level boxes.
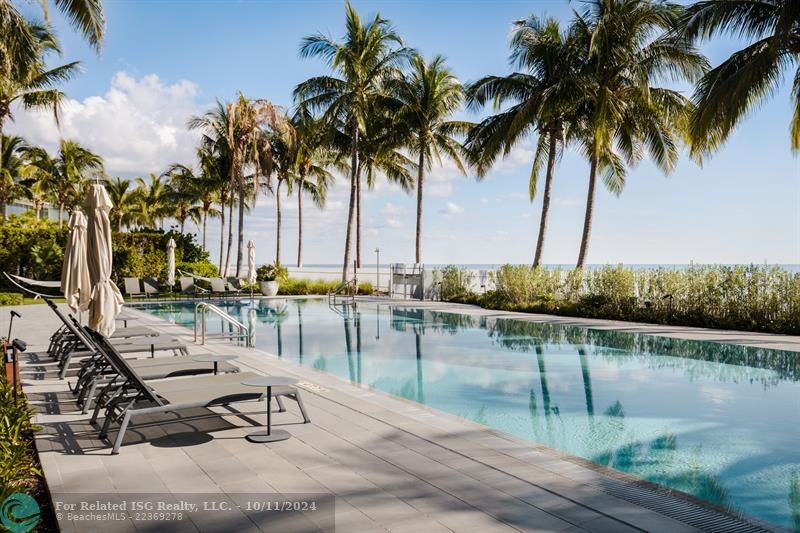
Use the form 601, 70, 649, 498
288, 108, 336, 267
391, 54, 470, 263
134, 173, 171, 229
26, 139, 103, 226
0, 23, 79, 187
327, 102, 415, 268
465, 16, 585, 266
0, 134, 30, 219
571, 0, 708, 268
679, 0, 800, 154
295, 1, 411, 282
106, 176, 140, 230
1, 0, 104, 59
165, 150, 222, 251
189, 96, 281, 276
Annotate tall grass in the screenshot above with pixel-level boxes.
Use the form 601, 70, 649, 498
464, 265, 800, 334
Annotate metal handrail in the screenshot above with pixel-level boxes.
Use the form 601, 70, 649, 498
328, 278, 357, 304
194, 302, 251, 347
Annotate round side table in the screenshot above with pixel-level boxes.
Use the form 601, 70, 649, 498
191, 354, 238, 375
241, 376, 298, 443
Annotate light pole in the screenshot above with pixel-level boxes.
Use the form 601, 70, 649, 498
375, 248, 380, 293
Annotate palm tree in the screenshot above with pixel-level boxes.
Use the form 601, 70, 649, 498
392, 54, 469, 263
0, 23, 79, 187
189, 97, 281, 276
679, 0, 800, 154
164, 150, 222, 250
571, 0, 707, 268
295, 1, 411, 282
26, 139, 103, 226
1, 0, 104, 58
328, 103, 415, 268
134, 173, 171, 229
0, 134, 30, 219
465, 16, 584, 266
106, 176, 139, 230
289, 108, 335, 267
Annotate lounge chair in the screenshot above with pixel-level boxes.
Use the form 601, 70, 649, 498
143, 277, 160, 298
43, 300, 189, 379
226, 277, 245, 295
209, 277, 227, 295
179, 276, 207, 296
85, 329, 310, 454
123, 277, 145, 298
66, 319, 240, 414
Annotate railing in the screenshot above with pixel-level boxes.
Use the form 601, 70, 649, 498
327, 278, 357, 304
194, 302, 251, 347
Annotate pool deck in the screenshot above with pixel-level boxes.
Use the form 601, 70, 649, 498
9, 297, 793, 533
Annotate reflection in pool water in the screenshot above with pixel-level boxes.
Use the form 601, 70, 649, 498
137, 298, 800, 530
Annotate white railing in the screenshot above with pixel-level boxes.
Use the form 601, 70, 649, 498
194, 302, 251, 347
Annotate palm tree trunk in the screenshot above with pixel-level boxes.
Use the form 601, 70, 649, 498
218, 201, 226, 274
58, 203, 64, 228
202, 210, 208, 251
0, 201, 6, 221
356, 169, 361, 269
224, 195, 234, 277
275, 179, 282, 264
342, 119, 359, 283
236, 183, 246, 277
533, 129, 559, 267
415, 149, 425, 264
297, 182, 303, 268
576, 153, 599, 269
180, 219, 185, 234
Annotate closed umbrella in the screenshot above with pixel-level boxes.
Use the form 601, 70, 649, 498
85, 184, 124, 336
166, 238, 176, 288
247, 240, 256, 285
60, 210, 91, 313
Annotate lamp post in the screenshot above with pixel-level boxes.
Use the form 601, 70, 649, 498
375, 248, 380, 293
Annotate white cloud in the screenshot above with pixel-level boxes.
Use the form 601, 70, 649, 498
440, 202, 464, 215
382, 202, 404, 215
479, 197, 489, 204
8, 72, 202, 175
385, 218, 402, 228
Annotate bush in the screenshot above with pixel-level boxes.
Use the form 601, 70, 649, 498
0, 293, 23, 306
257, 262, 288, 283
435, 265, 474, 301
177, 261, 219, 279
0, 376, 41, 502
277, 278, 373, 295
474, 264, 800, 335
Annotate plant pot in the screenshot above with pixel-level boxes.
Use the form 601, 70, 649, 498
259, 281, 279, 296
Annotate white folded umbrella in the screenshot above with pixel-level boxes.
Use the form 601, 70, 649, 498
247, 240, 257, 285
61, 210, 91, 313
167, 238, 176, 287
85, 184, 124, 336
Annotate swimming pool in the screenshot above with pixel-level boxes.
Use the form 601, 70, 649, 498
137, 297, 800, 530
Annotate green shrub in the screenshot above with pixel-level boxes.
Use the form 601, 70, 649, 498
257, 262, 289, 283
0, 293, 23, 306
478, 264, 800, 335
177, 261, 219, 279
435, 265, 474, 301
277, 278, 373, 296
0, 376, 41, 502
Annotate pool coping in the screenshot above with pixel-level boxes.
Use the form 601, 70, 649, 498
133, 296, 789, 532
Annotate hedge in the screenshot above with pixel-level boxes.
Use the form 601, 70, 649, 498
441, 264, 800, 335
0, 214, 216, 291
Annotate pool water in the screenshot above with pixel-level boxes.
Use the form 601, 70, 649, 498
137, 298, 800, 530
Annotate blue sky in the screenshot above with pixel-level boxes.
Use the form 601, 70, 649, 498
11, 0, 800, 267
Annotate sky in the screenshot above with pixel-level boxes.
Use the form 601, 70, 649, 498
10, 0, 800, 267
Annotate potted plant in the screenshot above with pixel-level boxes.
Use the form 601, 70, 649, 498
257, 262, 287, 296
